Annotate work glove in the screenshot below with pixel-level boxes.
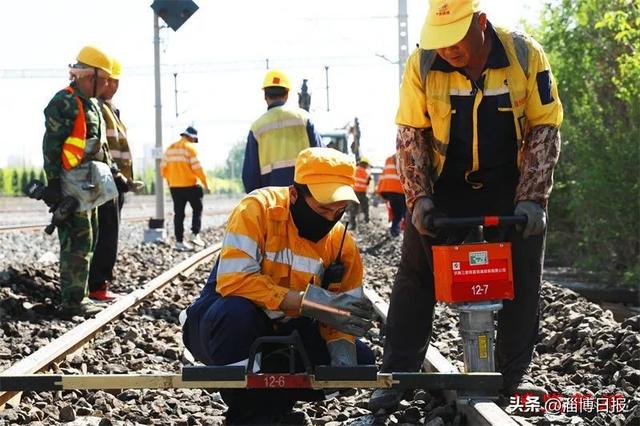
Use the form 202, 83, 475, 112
128, 180, 145, 193
514, 201, 546, 238
42, 178, 62, 207
327, 339, 357, 367
411, 196, 436, 237
114, 174, 130, 193
300, 285, 374, 337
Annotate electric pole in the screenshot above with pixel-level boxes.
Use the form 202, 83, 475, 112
398, 0, 409, 85
147, 0, 199, 242
324, 65, 330, 112
173, 72, 179, 118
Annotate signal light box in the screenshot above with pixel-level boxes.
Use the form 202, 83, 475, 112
151, 0, 199, 31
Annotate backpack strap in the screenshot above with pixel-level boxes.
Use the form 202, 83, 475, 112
419, 49, 437, 89
511, 31, 529, 78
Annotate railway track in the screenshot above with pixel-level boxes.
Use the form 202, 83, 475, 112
0, 245, 524, 425
0, 243, 221, 408
0, 216, 150, 233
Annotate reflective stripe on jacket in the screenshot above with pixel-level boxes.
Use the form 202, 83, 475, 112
101, 101, 133, 179
160, 137, 207, 188
242, 102, 321, 193
212, 187, 364, 344
377, 155, 403, 194
60, 86, 86, 171
353, 165, 371, 193
396, 25, 563, 182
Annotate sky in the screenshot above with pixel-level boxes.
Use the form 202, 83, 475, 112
0, 0, 543, 171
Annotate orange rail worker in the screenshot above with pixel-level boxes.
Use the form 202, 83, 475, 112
369, 0, 562, 412
376, 153, 406, 237
347, 157, 372, 229
182, 148, 375, 424
161, 126, 210, 251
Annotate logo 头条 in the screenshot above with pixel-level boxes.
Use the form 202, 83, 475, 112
469, 251, 488, 266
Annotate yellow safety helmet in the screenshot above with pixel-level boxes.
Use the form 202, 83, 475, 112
109, 59, 122, 80
76, 45, 112, 75
262, 69, 291, 90
359, 156, 371, 165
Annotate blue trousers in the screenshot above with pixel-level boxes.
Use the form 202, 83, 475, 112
183, 294, 375, 423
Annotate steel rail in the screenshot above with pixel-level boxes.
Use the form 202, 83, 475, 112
0, 216, 149, 233
0, 207, 233, 233
363, 288, 527, 426
0, 243, 221, 408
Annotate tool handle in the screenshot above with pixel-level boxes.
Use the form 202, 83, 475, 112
432, 215, 527, 228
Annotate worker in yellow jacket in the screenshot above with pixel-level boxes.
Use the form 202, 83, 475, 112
182, 147, 375, 424
161, 126, 210, 250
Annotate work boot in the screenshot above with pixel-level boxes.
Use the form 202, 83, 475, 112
368, 388, 406, 412
175, 241, 194, 251
89, 283, 122, 302
191, 233, 205, 247
59, 298, 103, 319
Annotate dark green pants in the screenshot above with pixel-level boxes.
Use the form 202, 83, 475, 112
57, 209, 98, 306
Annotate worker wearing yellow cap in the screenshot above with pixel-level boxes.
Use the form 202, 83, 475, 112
370, 0, 563, 411
241, 69, 323, 194
88, 58, 144, 302
182, 148, 375, 424
41, 45, 119, 318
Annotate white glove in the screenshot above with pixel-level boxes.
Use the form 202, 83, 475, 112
514, 201, 546, 238
411, 197, 436, 236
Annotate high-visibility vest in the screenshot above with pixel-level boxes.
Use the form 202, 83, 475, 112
353, 165, 370, 192
251, 105, 311, 179
377, 155, 404, 194
101, 101, 133, 179
60, 86, 87, 170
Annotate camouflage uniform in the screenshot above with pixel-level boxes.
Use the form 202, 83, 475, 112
42, 82, 109, 308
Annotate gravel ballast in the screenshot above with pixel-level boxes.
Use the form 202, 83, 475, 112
0, 204, 637, 425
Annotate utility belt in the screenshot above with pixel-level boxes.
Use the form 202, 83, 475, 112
61, 137, 118, 212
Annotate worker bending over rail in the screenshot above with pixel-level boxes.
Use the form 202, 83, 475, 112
182, 148, 375, 424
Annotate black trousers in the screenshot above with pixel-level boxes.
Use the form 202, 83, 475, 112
381, 186, 545, 391
170, 186, 203, 242
88, 192, 125, 291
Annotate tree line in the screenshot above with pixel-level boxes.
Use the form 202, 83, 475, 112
536, 0, 639, 287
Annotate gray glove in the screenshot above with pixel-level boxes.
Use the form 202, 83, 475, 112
514, 201, 546, 238
327, 339, 357, 367
300, 285, 374, 337
411, 196, 436, 236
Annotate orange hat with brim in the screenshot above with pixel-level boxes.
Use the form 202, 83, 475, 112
294, 148, 359, 205
420, 0, 480, 50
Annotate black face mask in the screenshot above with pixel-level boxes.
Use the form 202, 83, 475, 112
291, 195, 344, 243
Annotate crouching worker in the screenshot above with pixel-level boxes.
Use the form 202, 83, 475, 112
182, 147, 376, 424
